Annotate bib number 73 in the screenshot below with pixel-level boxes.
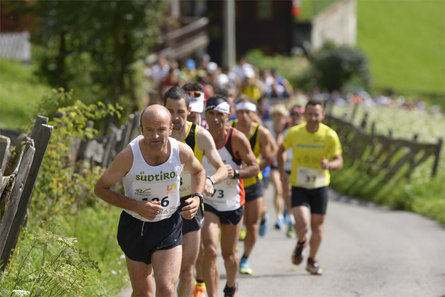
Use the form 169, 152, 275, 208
211, 189, 224, 199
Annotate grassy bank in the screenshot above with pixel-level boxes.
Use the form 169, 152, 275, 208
0, 92, 126, 296
0, 59, 51, 129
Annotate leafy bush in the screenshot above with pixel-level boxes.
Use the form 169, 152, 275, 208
311, 42, 370, 93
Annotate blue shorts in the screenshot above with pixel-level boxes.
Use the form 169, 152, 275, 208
117, 211, 182, 264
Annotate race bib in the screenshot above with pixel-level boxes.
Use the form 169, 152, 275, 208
179, 171, 192, 197
296, 167, 327, 189
205, 178, 238, 209
130, 180, 180, 221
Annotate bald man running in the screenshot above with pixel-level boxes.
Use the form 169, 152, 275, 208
95, 105, 206, 297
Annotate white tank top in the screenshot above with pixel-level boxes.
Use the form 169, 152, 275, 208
202, 127, 245, 211
123, 135, 182, 222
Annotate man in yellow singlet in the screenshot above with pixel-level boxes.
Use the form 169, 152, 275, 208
277, 100, 343, 276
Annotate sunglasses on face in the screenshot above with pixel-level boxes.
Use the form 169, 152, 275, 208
187, 91, 202, 98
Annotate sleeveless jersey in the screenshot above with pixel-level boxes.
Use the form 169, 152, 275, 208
231, 120, 263, 188
202, 127, 245, 211
123, 135, 182, 222
180, 123, 204, 198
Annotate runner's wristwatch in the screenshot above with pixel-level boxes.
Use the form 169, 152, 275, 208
192, 193, 203, 203
233, 169, 239, 179
206, 175, 216, 185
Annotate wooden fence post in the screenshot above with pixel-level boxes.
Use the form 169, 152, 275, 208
0, 117, 53, 271
350, 103, 358, 123
0, 136, 10, 184
432, 138, 443, 177
130, 112, 140, 141
360, 112, 368, 129
0, 138, 35, 271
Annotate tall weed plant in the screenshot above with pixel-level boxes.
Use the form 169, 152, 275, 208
0, 89, 128, 296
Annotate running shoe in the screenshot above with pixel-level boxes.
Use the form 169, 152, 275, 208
258, 213, 269, 237
239, 257, 253, 275
223, 283, 237, 297
274, 218, 284, 230
306, 258, 323, 275
291, 239, 307, 265
191, 281, 206, 297
286, 223, 296, 238
239, 227, 247, 241
283, 210, 290, 224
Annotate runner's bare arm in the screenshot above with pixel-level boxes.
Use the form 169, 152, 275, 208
230, 129, 260, 179
94, 146, 163, 220
197, 128, 228, 183
321, 155, 343, 171
258, 127, 275, 171
178, 142, 205, 219
197, 128, 229, 195
277, 144, 289, 185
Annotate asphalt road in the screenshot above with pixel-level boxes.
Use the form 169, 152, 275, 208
120, 186, 445, 297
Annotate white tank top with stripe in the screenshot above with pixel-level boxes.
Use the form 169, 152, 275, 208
202, 128, 244, 211
123, 135, 182, 222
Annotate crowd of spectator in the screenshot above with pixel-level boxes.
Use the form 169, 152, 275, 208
144, 53, 442, 117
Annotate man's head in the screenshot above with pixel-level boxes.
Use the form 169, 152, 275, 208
289, 104, 304, 126
205, 95, 230, 132
183, 83, 205, 124
304, 100, 325, 127
234, 96, 257, 126
163, 86, 191, 132
216, 87, 237, 117
139, 104, 172, 151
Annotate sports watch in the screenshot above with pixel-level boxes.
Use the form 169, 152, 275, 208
192, 193, 204, 203
206, 175, 216, 185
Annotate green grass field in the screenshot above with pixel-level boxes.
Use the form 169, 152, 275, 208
357, 0, 445, 96
299, 0, 445, 102
0, 58, 50, 129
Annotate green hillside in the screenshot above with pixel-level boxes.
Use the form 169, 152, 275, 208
0, 59, 50, 129
356, 0, 445, 96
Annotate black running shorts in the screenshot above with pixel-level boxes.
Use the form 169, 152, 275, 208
291, 186, 329, 215
117, 211, 183, 264
244, 179, 264, 202
180, 196, 205, 234
203, 204, 245, 225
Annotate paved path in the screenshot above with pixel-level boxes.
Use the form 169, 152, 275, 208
120, 186, 445, 297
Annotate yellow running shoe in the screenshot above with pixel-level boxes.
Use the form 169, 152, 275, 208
239, 228, 247, 241
191, 281, 206, 297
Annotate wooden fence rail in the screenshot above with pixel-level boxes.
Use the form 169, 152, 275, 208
0, 116, 53, 271
325, 106, 442, 182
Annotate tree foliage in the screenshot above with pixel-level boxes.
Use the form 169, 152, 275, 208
26, 0, 167, 109
311, 42, 370, 92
